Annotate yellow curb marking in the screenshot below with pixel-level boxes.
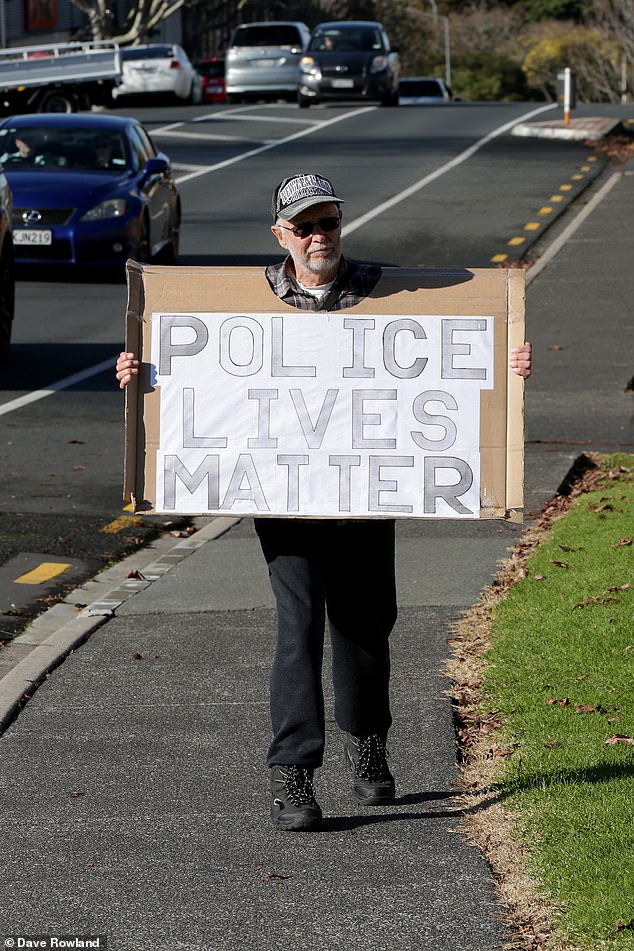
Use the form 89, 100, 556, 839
490, 253, 508, 263
122, 502, 135, 512
550, 195, 564, 202
15, 562, 72, 585
560, 184, 573, 191
524, 222, 541, 231
508, 236, 526, 246
587, 155, 598, 161
538, 206, 553, 216
100, 515, 144, 535
571, 174, 584, 180
580, 165, 591, 171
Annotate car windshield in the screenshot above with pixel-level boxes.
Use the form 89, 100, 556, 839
400, 79, 444, 96
0, 127, 129, 171
309, 28, 384, 52
232, 26, 303, 48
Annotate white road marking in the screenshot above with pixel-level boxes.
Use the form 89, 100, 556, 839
170, 106, 376, 185
153, 129, 275, 145
0, 357, 118, 417
342, 103, 557, 236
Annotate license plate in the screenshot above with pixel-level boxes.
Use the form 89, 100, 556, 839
14, 229, 52, 245
331, 78, 354, 88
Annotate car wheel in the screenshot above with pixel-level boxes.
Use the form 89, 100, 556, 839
0, 238, 15, 363
38, 89, 77, 113
298, 93, 311, 108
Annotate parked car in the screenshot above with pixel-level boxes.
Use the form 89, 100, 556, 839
0, 113, 181, 271
298, 20, 400, 108
0, 162, 14, 361
112, 44, 202, 103
398, 76, 451, 104
226, 21, 310, 103
195, 56, 227, 103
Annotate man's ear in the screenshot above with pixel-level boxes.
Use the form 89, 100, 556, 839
271, 224, 288, 251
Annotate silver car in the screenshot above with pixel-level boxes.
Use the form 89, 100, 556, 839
226, 21, 310, 103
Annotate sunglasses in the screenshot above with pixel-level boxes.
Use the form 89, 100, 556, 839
278, 215, 341, 239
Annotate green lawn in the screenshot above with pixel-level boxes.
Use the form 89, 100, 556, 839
484, 454, 634, 948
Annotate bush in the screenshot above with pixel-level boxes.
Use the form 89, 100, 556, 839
451, 50, 536, 100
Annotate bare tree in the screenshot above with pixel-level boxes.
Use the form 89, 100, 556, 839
70, 0, 238, 45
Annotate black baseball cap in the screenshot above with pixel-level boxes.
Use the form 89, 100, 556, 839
272, 172, 344, 220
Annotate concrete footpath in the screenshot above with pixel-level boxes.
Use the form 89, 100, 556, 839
1, 161, 633, 951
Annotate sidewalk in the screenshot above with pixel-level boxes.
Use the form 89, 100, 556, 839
1, 164, 633, 951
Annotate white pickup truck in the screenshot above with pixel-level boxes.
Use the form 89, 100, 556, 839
0, 40, 122, 114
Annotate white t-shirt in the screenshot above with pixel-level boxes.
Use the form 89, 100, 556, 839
296, 279, 335, 299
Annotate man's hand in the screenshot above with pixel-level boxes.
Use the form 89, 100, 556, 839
115, 351, 139, 389
510, 342, 532, 379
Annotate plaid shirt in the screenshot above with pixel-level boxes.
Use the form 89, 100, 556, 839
265, 255, 381, 311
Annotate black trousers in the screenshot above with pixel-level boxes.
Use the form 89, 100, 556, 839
254, 518, 397, 768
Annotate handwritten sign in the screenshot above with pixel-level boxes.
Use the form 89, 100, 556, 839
149, 310, 494, 518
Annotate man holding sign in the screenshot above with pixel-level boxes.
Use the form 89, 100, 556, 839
116, 172, 532, 832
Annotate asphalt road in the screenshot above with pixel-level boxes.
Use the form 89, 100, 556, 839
0, 98, 626, 635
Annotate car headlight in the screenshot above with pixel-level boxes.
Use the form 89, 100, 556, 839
80, 199, 127, 222
370, 56, 388, 73
300, 56, 321, 78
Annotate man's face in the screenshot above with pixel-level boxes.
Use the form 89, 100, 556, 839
271, 201, 342, 284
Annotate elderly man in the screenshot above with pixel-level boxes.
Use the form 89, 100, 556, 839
116, 171, 532, 833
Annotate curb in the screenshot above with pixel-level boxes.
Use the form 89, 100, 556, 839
0, 515, 240, 734
512, 116, 622, 141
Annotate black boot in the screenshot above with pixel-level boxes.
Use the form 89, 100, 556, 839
343, 733, 396, 805
270, 765, 323, 831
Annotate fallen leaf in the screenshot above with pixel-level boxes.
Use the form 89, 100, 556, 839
261, 872, 291, 884
559, 544, 582, 552
69, 790, 85, 798
575, 704, 606, 714
546, 697, 571, 706
607, 583, 630, 592
534, 574, 545, 581
605, 735, 634, 745
131, 651, 143, 660
72, 464, 86, 471
612, 538, 632, 549
126, 569, 147, 581
548, 344, 564, 350
550, 560, 571, 568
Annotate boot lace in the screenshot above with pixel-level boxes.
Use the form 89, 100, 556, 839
280, 766, 317, 807
356, 734, 390, 782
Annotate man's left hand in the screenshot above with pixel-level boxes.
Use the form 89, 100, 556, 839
510, 342, 532, 379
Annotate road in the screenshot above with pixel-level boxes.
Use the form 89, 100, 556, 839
0, 98, 623, 635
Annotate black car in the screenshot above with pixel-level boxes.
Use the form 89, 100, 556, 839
298, 20, 399, 108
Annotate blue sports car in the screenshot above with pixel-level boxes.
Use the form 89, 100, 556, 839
0, 112, 180, 270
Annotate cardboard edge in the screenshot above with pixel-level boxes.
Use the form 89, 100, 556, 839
506, 268, 526, 518
123, 260, 144, 506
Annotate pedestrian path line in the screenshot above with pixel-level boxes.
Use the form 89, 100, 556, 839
0, 356, 118, 418
15, 562, 72, 585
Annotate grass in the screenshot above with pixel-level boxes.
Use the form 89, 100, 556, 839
455, 454, 634, 949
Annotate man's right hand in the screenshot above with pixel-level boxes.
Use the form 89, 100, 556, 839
115, 351, 139, 389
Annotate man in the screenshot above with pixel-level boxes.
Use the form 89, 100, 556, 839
116, 172, 532, 833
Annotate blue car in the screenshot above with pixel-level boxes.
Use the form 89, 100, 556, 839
0, 113, 180, 271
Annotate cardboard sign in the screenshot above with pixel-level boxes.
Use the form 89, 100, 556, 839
124, 264, 525, 520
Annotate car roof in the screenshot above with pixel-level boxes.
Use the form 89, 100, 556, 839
0, 113, 141, 132
233, 21, 308, 28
